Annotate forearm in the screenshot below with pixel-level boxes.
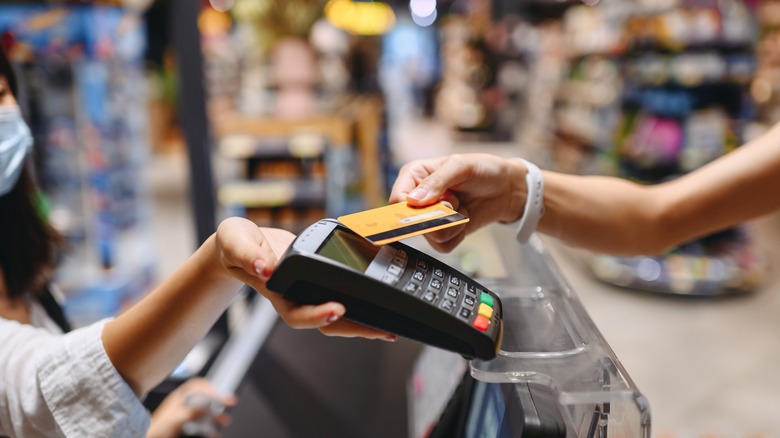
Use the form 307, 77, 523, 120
538, 172, 670, 255
660, 128, 780, 244
538, 125, 780, 255
102, 234, 242, 395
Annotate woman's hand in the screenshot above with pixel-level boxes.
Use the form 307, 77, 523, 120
389, 154, 527, 253
214, 217, 396, 341
147, 378, 235, 438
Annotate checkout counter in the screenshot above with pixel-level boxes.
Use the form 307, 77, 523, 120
214, 223, 650, 437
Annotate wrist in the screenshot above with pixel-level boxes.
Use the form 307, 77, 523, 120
201, 233, 242, 287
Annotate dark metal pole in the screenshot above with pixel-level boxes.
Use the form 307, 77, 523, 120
169, 0, 216, 246
169, 0, 229, 344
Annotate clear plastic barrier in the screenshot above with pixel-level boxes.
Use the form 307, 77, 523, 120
408, 225, 651, 437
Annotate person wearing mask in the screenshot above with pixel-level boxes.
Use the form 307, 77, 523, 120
386, 137, 780, 258
0, 49, 384, 437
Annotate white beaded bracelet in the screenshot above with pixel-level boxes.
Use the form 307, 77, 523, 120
513, 158, 544, 244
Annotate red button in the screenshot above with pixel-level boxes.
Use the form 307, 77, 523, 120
473, 315, 490, 331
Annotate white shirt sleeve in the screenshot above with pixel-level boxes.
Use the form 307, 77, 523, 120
0, 318, 151, 437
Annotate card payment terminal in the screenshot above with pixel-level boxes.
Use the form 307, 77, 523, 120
267, 219, 503, 360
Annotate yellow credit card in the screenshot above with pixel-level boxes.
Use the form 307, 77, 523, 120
338, 202, 469, 245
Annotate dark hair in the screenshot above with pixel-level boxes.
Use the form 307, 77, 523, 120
0, 167, 63, 299
0, 44, 18, 97
0, 47, 62, 299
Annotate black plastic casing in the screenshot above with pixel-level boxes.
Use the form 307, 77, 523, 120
266, 219, 503, 360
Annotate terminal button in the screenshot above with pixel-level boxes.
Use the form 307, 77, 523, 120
480, 292, 494, 307
473, 315, 490, 331
387, 264, 402, 276
478, 303, 493, 319
446, 287, 459, 299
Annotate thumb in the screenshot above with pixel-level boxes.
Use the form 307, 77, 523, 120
406, 156, 469, 207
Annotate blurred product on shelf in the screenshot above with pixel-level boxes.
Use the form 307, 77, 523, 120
490, 0, 767, 296
212, 95, 385, 232
592, 0, 764, 296
199, 1, 388, 235
271, 37, 319, 118
552, 2, 628, 174
752, 0, 780, 127
435, 9, 540, 143
589, 227, 765, 296
0, 5, 154, 325
217, 133, 327, 234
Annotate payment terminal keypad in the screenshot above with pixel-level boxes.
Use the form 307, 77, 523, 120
269, 218, 502, 360
368, 246, 498, 334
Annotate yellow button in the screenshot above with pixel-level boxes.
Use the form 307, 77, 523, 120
478, 303, 493, 319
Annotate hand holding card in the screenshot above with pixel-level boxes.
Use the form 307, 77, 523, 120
338, 202, 469, 246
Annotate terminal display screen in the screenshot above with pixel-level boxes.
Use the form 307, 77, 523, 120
317, 229, 381, 272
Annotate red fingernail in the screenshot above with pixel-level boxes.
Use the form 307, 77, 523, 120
253, 260, 268, 279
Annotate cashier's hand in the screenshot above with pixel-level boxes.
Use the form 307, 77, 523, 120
390, 154, 527, 253
215, 217, 396, 341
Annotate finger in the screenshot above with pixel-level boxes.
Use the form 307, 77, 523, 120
221, 394, 238, 408
425, 223, 467, 246
214, 412, 233, 429
182, 394, 213, 420
426, 230, 467, 254
318, 319, 397, 341
439, 190, 460, 212
217, 218, 278, 280
270, 299, 347, 329
248, 232, 282, 280
182, 379, 237, 407
389, 158, 438, 204
255, 289, 396, 339
406, 155, 473, 207
256, 227, 296, 259
179, 378, 216, 395
390, 156, 455, 204
425, 197, 469, 243
249, 228, 297, 280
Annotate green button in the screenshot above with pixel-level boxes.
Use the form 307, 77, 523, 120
480, 292, 494, 307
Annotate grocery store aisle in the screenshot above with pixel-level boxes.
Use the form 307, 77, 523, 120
144, 149, 196, 283
147, 144, 780, 436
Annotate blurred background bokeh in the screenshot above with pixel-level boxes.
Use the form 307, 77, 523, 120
2, 0, 780, 436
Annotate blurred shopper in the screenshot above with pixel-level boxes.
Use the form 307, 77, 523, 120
388, 132, 780, 256
0, 48, 379, 437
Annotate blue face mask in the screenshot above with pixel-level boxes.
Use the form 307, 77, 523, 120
0, 105, 33, 197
